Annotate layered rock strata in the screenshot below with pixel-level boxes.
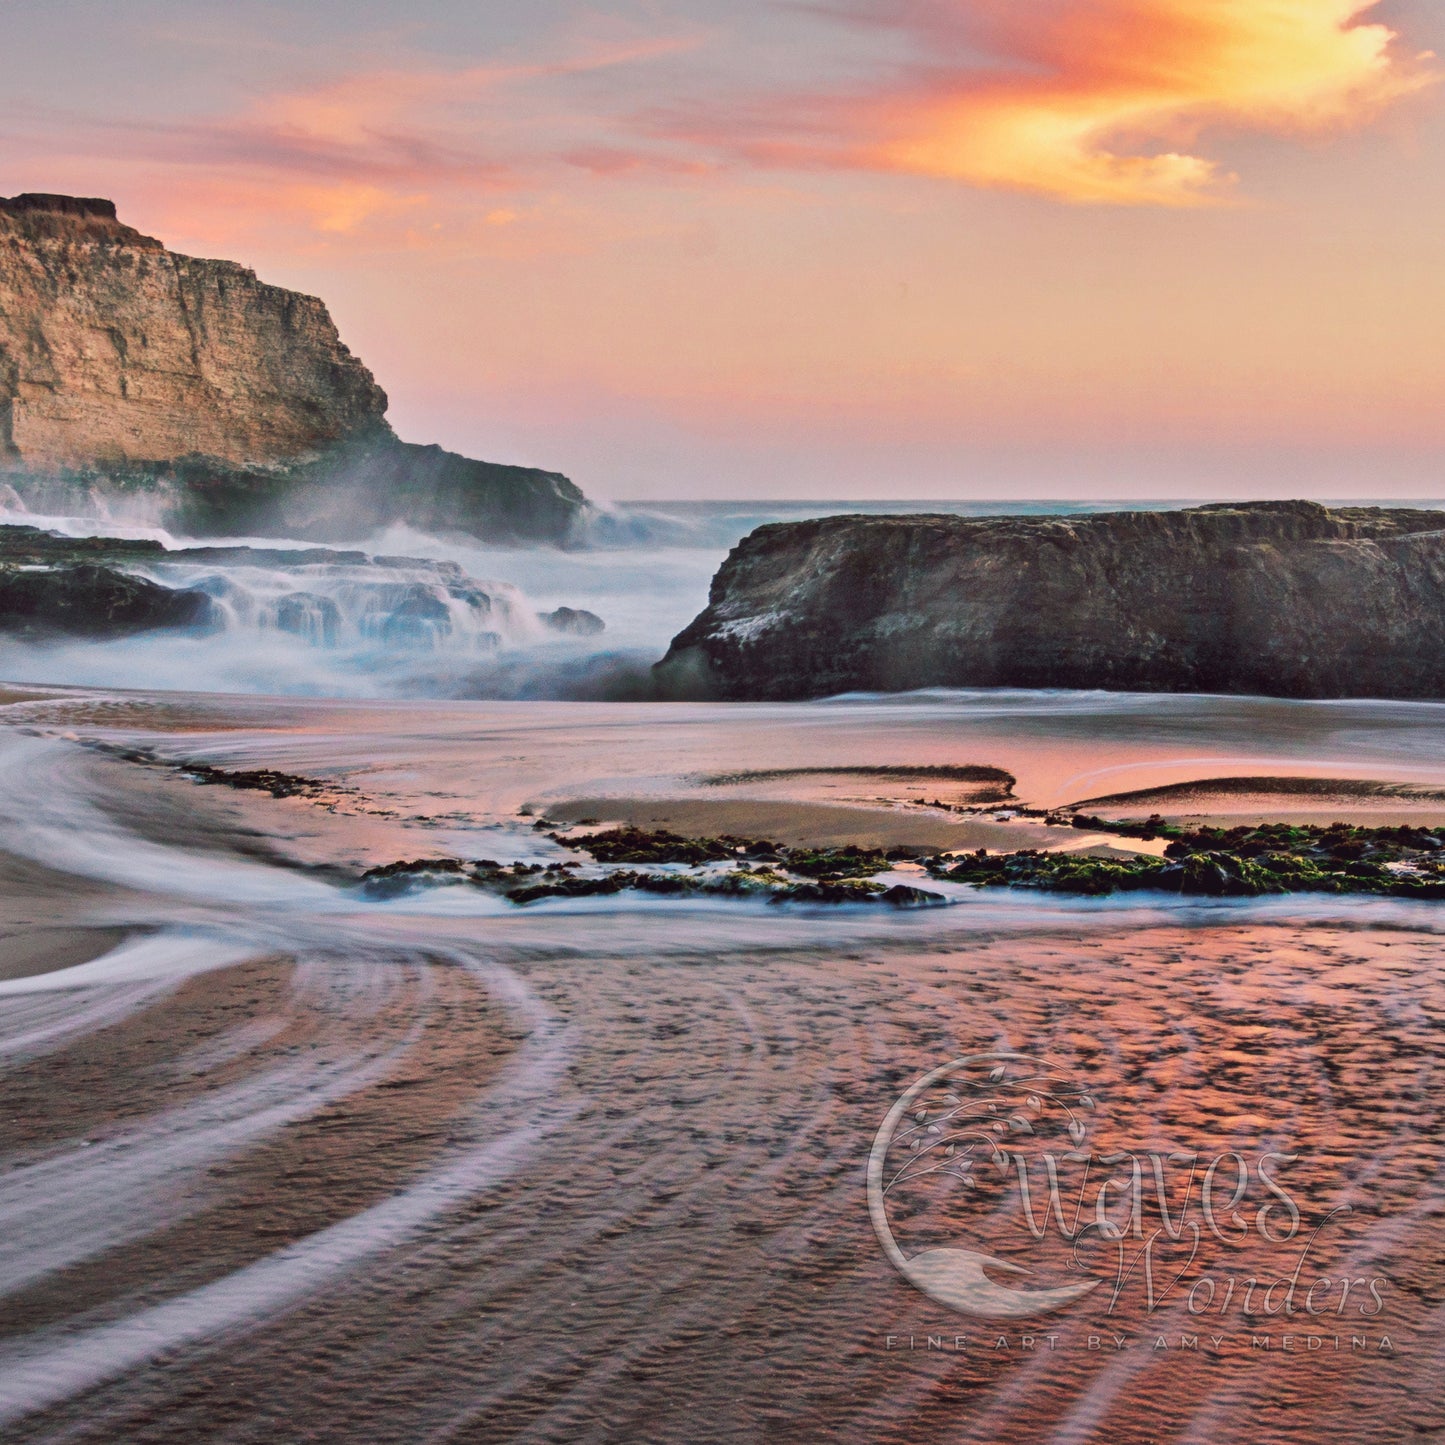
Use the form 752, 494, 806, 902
0, 194, 587, 543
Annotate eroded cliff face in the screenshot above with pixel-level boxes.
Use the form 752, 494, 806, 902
0, 194, 387, 468
0, 195, 588, 543
655, 502, 1445, 701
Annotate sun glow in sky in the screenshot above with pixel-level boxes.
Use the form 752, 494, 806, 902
870, 0, 1434, 205
1, 0, 1441, 499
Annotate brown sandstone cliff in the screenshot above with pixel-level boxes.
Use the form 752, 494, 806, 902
0, 195, 587, 543
0, 194, 386, 468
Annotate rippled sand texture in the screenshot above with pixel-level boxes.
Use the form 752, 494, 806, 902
0, 688, 1443, 1442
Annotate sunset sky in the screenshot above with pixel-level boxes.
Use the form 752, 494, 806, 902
2, 0, 1442, 500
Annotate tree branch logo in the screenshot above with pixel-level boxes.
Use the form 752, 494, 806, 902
869, 1052, 1101, 1319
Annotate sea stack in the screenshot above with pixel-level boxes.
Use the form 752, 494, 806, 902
0, 194, 588, 543
655, 501, 1445, 702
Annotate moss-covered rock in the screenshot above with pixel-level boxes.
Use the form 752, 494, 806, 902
563, 827, 901, 879
927, 821, 1445, 899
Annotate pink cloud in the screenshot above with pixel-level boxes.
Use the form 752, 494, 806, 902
0, 30, 708, 245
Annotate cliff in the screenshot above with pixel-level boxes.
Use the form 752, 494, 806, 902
0, 194, 587, 543
654, 502, 1445, 701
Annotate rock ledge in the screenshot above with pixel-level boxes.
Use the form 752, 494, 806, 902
655, 501, 1445, 701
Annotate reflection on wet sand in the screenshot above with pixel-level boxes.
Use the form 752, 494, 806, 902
0, 687, 1443, 1442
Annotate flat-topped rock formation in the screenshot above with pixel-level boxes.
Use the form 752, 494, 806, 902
0, 195, 587, 543
654, 501, 1445, 701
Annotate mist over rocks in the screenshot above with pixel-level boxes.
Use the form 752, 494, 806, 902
0, 195, 588, 545
542, 606, 606, 637
0, 522, 583, 652
654, 501, 1445, 702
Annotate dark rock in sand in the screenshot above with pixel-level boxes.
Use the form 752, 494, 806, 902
655, 502, 1445, 702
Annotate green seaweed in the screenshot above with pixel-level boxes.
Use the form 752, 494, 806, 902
561, 826, 907, 880
355, 830, 945, 907
504, 869, 938, 907
927, 819, 1445, 899
359, 819, 1445, 910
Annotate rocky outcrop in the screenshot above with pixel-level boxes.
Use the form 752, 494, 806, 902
0, 563, 214, 639
0, 195, 588, 543
654, 502, 1445, 701
542, 606, 606, 637
0, 526, 215, 637
135, 437, 589, 544
0, 523, 604, 649
0, 193, 385, 468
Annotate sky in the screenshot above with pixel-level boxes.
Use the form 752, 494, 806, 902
1, 0, 1443, 501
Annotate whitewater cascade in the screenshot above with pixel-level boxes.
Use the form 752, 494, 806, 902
136, 552, 544, 656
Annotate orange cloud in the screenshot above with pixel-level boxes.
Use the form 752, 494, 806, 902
644, 0, 1437, 205
868, 0, 1437, 204
6, 0, 1433, 243
250, 35, 701, 150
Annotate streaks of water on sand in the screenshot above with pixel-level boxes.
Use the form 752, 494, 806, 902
3, 690, 1445, 1442
0, 977, 177, 1063
0, 947, 574, 1428
0, 736, 338, 909
0, 949, 439, 1300
0, 931, 260, 998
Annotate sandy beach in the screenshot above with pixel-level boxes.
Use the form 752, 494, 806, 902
2, 687, 1444, 1443
546, 768, 1445, 859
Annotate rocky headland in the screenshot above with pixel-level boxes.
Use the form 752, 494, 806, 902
0, 194, 588, 543
655, 501, 1445, 701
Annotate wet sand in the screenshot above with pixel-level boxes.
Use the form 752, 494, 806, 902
546, 796, 1064, 852
543, 774, 1445, 861
0, 951, 518, 1345
547, 765, 1445, 859
2, 687, 1445, 1442
6, 910, 1442, 1444
1072, 775, 1445, 828
0, 926, 129, 983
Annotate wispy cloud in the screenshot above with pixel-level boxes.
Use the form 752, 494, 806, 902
653, 0, 1439, 205
0, 29, 708, 246
1, 0, 1434, 248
